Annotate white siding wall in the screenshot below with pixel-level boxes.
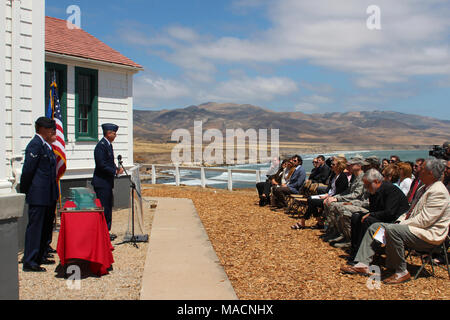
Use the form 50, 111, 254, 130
1, 0, 44, 193
46, 56, 135, 180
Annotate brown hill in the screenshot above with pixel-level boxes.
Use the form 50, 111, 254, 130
133, 102, 450, 147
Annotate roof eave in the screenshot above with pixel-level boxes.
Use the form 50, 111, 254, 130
45, 51, 144, 72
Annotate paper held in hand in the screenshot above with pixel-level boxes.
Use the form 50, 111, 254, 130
373, 225, 386, 245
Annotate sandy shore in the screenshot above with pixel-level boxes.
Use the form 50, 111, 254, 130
134, 141, 429, 164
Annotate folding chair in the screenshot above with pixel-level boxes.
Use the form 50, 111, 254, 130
406, 235, 450, 280
285, 182, 318, 216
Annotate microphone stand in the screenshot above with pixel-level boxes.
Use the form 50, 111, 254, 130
115, 158, 148, 248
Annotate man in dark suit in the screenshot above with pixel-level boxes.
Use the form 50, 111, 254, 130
272, 155, 306, 209
349, 169, 410, 260
91, 123, 123, 240
20, 117, 59, 272
309, 155, 331, 184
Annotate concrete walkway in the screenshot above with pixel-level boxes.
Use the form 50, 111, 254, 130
140, 197, 238, 300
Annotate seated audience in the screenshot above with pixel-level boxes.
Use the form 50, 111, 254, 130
310, 157, 318, 175
364, 156, 381, 172
308, 155, 331, 184
398, 162, 413, 196
444, 159, 450, 193
381, 158, 389, 171
407, 158, 425, 203
348, 169, 410, 261
271, 155, 306, 209
340, 158, 449, 284
256, 159, 288, 206
291, 156, 349, 229
390, 155, 401, 164
382, 164, 400, 188
321, 155, 368, 248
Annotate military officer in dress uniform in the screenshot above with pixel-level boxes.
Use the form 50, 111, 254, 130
20, 117, 59, 272
92, 123, 123, 241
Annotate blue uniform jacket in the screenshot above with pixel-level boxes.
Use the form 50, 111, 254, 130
20, 135, 58, 206
91, 137, 117, 189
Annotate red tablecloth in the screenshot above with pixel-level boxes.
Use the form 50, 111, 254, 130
57, 200, 114, 276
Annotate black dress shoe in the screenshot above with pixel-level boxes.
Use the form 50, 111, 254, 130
44, 253, 54, 259
23, 265, 46, 272
110, 234, 117, 241
40, 258, 55, 265
47, 247, 57, 254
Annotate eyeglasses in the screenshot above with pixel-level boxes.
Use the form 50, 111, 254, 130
313, 161, 318, 164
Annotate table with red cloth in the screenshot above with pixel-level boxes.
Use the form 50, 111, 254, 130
57, 200, 114, 276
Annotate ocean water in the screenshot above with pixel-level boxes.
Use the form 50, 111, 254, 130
157, 149, 430, 189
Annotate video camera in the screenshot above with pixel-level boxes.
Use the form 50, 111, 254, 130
429, 145, 446, 159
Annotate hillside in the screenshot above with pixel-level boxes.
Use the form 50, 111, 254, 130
134, 102, 450, 147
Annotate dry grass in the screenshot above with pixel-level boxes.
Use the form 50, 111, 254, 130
143, 185, 450, 300
18, 202, 156, 300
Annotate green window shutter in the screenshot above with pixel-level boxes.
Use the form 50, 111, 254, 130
75, 67, 98, 141
45, 62, 67, 140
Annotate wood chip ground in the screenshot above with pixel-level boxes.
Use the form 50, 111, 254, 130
19, 185, 449, 300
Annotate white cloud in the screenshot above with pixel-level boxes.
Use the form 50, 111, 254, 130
133, 0, 450, 88
200, 76, 298, 102
166, 26, 200, 42
119, 0, 450, 111
134, 74, 191, 105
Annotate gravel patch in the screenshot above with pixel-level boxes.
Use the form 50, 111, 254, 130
18, 200, 156, 300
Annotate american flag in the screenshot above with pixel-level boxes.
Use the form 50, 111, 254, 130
47, 73, 67, 181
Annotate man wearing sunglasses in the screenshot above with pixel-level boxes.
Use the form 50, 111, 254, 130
309, 155, 331, 184
272, 155, 306, 209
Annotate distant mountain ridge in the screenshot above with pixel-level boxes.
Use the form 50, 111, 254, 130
133, 102, 450, 146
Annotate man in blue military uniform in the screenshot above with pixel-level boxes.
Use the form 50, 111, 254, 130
92, 123, 123, 241
20, 117, 59, 272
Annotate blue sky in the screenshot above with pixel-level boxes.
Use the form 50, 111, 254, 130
46, 0, 450, 120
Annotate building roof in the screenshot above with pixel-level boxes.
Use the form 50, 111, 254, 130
45, 16, 143, 70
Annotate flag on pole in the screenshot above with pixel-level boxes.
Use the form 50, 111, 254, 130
47, 72, 67, 181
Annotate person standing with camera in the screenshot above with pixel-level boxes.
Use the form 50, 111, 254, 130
444, 141, 450, 161
91, 123, 124, 241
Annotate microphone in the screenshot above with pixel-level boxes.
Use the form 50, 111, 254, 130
117, 154, 123, 164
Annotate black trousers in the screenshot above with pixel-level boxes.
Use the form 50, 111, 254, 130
350, 212, 380, 257
272, 186, 295, 207
23, 203, 56, 267
303, 197, 324, 220
256, 180, 272, 198
94, 187, 113, 231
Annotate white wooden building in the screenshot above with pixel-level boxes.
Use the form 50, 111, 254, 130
1, 8, 142, 195
1, 0, 45, 195
45, 16, 143, 183
1, 0, 44, 299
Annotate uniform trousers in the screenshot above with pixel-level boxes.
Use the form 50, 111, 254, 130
23, 203, 56, 267
94, 187, 113, 231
